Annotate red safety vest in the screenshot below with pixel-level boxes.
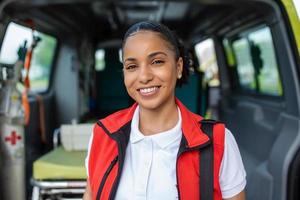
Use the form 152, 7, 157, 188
88, 99, 225, 200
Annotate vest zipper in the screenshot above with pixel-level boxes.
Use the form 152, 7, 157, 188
176, 150, 189, 200
108, 154, 122, 199
96, 156, 119, 200
176, 140, 189, 200
96, 121, 131, 200
108, 132, 127, 200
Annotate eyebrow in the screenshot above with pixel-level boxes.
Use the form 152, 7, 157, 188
148, 51, 167, 58
124, 51, 167, 63
124, 58, 136, 63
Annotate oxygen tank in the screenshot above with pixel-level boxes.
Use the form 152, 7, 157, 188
0, 52, 26, 199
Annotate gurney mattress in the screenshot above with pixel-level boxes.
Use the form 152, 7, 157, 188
33, 147, 87, 179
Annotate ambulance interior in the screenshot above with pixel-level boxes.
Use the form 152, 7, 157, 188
0, 0, 299, 200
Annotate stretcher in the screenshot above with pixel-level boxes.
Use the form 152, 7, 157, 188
31, 124, 93, 200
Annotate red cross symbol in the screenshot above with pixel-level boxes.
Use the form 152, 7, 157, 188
5, 131, 22, 145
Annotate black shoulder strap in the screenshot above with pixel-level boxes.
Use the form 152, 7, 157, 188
200, 119, 217, 200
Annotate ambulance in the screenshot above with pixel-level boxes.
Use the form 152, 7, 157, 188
0, 0, 299, 199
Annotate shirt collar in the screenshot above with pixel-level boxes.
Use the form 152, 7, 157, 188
130, 106, 182, 149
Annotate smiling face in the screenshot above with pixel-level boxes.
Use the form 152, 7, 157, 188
122, 30, 183, 111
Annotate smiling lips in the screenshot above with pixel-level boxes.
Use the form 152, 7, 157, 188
138, 86, 160, 96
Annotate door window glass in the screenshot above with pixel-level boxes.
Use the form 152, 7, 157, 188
248, 28, 282, 95
0, 22, 57, 92
230, 26, 282, 96
195, 38, 220, 86
232, 38, 256, 90
95, 49, 105, 71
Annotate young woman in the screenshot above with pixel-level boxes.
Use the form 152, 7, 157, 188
84, 21, 246, 200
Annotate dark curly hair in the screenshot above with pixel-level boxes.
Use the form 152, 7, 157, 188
122, 21, 190, 87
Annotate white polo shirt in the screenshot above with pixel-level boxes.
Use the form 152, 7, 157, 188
86, 106, 246, 199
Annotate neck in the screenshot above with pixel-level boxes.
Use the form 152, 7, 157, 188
139, 98, 179, 136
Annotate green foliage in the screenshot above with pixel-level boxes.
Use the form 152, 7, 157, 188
32, 33, 56, 71
30, 32, 57, 91
230, 27, 283, 96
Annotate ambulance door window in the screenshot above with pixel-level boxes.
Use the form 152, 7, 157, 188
232, 38, 256, 90
194, 38, 220, 118
229, 26, 282, 96
195, 38, 220, 87
0, 22, 57, 92
95, 49, 105, 71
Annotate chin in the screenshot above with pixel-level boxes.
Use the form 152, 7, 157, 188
136, 96, 173, 111
134, 97, 159, 109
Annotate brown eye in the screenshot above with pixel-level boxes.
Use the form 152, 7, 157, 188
125, 64, 137, 71
152, 59, 165, 65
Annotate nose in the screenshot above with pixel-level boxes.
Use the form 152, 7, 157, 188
138, 64, 153, 84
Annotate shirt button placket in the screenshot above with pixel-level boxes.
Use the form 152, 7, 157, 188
135, 138, 153, 200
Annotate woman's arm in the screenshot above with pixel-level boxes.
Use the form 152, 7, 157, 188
220, 129, 247, 200
224, 190, 246, 200
83, 179, 92, 200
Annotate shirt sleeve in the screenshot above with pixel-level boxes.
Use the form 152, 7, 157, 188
85, 131, 94, 178
219, 128, 247, 199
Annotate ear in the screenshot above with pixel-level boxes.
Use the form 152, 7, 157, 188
176, 57, 183, 78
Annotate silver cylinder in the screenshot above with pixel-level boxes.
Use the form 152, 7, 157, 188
0, 117, 26, 200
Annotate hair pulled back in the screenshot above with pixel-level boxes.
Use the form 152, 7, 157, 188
122, 21, 190, 87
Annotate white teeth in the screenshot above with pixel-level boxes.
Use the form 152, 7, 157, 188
140, 87, 158, 94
